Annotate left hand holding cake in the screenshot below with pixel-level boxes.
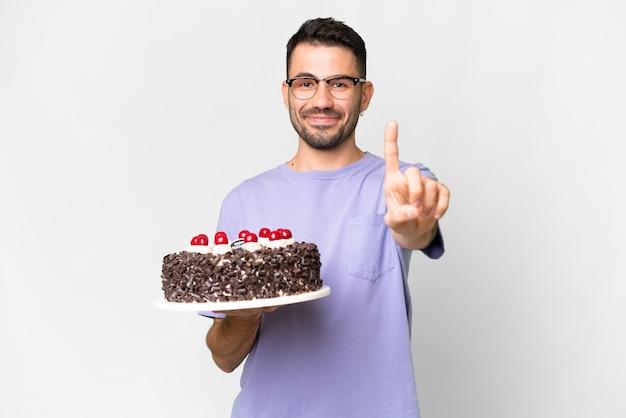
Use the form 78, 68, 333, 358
383, 120, 450, 250
207, 306, 279, 373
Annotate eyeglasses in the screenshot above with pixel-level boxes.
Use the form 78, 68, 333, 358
286, 76, 366, 100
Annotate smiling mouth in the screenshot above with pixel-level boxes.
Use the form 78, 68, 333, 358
304, 111, 340, 126
307, 116, 336, 126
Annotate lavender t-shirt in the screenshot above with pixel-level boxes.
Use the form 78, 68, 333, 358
213, 152, 444, 418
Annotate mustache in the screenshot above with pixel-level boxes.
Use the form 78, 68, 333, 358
300, 109, 343, 118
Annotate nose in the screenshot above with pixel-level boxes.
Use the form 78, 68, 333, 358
309, 81, 334, 108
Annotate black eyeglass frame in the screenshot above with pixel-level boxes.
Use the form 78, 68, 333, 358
285, 75, 367, 87
285, 75, 367, 99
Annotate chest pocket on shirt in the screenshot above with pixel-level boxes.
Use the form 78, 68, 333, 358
348, 214, 395, 283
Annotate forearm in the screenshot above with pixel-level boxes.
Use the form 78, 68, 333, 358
206, 314, 262, 373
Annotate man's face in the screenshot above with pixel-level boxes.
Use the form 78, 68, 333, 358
282, 43, 372, 151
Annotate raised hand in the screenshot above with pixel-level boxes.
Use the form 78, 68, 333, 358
383, 120, 449, 249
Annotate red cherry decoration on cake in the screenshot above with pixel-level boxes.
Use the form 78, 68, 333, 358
279, 228, 292, 239
244, 232, 258, 243
269, 230, 281, 241
238, 229, 250, 239
259, 227, 270, 238
214, 232, 228, 245
190, 234, 209, 246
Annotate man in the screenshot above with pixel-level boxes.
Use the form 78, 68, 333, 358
205, 17, 449, 418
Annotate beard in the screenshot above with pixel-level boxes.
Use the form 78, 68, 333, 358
288, 104, 361, 151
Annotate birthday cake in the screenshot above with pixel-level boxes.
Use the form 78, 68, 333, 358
161, 228, 323, 303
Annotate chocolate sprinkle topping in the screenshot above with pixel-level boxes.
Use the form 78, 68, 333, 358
161, 243, 322, 303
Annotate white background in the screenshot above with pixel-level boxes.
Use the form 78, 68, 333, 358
1, 1, 624, 417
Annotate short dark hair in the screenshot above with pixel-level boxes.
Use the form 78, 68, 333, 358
286, 17, 367, 78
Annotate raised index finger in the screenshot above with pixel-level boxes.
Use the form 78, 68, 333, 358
384, 120, 400, 175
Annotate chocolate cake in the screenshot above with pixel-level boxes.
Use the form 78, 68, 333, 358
161, 229, 322, 303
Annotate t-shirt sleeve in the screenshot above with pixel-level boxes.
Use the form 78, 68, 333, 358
420, 225, 445, 259
198, 311, 226, 319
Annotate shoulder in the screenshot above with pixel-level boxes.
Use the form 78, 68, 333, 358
366, 152, 437, 180
404, 161, 438, 181
228, 165, 283, 193
220, 165, 286, 210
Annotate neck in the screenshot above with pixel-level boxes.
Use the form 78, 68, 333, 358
288, 139, 365, 172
